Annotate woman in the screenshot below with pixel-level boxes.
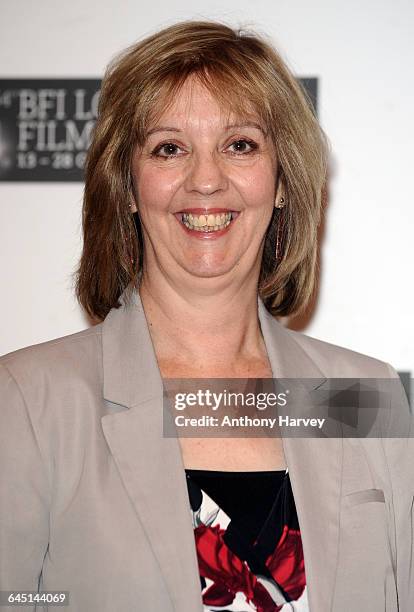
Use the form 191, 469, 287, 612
0, 20, 412, 612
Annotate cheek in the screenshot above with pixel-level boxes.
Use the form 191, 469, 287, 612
235, 164, 276, 210
134, 164, 180, 214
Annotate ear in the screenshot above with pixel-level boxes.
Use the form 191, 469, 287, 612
129, 173, 139, 213
275, 171, 285, 204
129, 185, 138, 213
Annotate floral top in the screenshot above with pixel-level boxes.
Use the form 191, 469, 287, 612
185, 468, 309, 611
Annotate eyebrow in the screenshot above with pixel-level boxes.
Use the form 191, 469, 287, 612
145, 121, 266, 137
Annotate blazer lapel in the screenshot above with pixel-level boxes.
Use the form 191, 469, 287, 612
101, 287, 342, 612
101, 288, 204, 612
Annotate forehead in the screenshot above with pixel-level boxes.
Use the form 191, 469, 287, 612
146, 75, 264, 132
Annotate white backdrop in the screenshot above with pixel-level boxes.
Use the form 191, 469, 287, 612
0, 0, 412, 374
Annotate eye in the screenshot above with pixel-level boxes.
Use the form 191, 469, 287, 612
151, 142, 184, 158
226, 138, 259, 155
150, 137, 259, 158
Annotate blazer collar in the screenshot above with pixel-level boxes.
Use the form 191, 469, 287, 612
101, 286, 163, 408
101, 286, 342, 612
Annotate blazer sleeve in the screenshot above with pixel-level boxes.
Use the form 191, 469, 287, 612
382, 361, 414, 611
0, 361, 50, 598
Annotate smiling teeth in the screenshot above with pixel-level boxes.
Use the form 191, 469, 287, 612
182, 212, 232, 232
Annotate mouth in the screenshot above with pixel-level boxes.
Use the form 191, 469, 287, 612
174, 208, 240, 236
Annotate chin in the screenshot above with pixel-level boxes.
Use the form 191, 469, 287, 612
179, 256, 238, 279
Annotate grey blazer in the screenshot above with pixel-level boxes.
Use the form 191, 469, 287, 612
0, 287, 413, 611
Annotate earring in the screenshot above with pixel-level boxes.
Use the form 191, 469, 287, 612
274, 196, 285, 209
126, 204, 135, 265
275, 202, 286, 262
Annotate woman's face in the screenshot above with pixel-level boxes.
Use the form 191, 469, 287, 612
131, 76, 279, 285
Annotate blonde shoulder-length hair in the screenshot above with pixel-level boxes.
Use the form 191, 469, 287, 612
74, 20, 329, 322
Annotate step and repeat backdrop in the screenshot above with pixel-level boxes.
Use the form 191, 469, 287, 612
0, 1, 412, 398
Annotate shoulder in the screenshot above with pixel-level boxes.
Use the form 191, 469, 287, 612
0, 326, 107, 463
281, 325, 396, 378
0, 324, 103, 370
0, 324, 104, 403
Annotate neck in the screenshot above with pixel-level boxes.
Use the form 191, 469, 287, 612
138, 269, 265, 366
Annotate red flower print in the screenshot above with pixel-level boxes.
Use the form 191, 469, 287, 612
265, 525, 306, 601
194, 524, 284, 612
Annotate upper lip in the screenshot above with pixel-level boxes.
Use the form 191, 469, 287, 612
175, 207, 238, 214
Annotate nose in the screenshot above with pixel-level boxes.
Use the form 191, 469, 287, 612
183, 149, 229, 196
